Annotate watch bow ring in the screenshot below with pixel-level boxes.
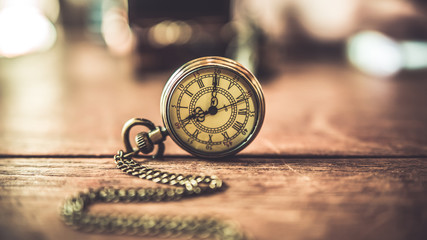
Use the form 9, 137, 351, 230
123, 56, 265, 158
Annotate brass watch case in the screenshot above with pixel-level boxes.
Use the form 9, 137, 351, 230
160, 56, 265, 158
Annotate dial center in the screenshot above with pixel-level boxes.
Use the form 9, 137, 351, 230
208, 106, 218, 115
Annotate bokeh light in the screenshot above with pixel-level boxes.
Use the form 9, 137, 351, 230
294, 0, 359, 41
401, 41, 427, 70
148, 20, 193, 48
101, 6, 135, 56
0, 2, 57, 58
347, 31, 403, 77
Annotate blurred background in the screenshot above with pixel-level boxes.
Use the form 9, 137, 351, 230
0, 0, 426, 77
1, 0, 427, 156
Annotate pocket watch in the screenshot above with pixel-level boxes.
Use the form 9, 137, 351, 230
122, 56, 265, 158
62, 56, 260, 238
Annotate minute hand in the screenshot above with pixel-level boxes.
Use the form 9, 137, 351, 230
217, 97, 249, 111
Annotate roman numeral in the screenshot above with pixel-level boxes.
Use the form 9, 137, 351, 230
205, 134, 214, 150
232, 121, 244, 132
228, 82, 234, 90
196, 79, 204, 88
221, 131, 230, 140
222, 131, 232, 147
238, 108, 247, 115
236, 92, 245, 101
228, 77, 238, 90
192, 129, 200, 138
228, 79, 236, 90
184, 89, 193, 97
236, 91, 252, 103
212, 73, 219, 86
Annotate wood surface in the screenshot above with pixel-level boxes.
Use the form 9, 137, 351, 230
1, 157, 426, 240
0, 39, 426, 240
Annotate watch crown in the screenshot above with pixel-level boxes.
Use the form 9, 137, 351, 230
135, 132, 154, 154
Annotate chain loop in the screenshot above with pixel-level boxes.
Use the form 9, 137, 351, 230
61, 150, 247, 240
121, 118, 167, 159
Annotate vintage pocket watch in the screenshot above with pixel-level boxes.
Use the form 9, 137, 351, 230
122, 56, 265, 158
61, 56, 263, 238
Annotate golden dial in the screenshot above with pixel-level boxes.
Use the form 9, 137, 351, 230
161, 57, 265, 158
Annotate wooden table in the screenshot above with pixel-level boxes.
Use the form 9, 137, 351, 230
1, 38, 426, 240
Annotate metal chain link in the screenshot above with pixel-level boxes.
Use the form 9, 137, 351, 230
60, 150, 248, 240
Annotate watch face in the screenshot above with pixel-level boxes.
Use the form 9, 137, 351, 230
161, 57, 265, 158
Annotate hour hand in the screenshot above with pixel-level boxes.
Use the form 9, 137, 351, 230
210, 73, 219, 107
212, 73, 218, 92
185, 107, 209, 123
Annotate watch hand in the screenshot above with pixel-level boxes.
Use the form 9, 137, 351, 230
182, 110, 201, 123
210, 73, 218, 107
183, 107, 210, 123
183, 112, 197, 121
184, 94, 249, 123
216, 97, 248, 111
212, 73, 218, 93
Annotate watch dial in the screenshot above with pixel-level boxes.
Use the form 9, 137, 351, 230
168, 67, 259, 156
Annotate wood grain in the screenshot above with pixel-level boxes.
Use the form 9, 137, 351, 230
1, 157, 426, 240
